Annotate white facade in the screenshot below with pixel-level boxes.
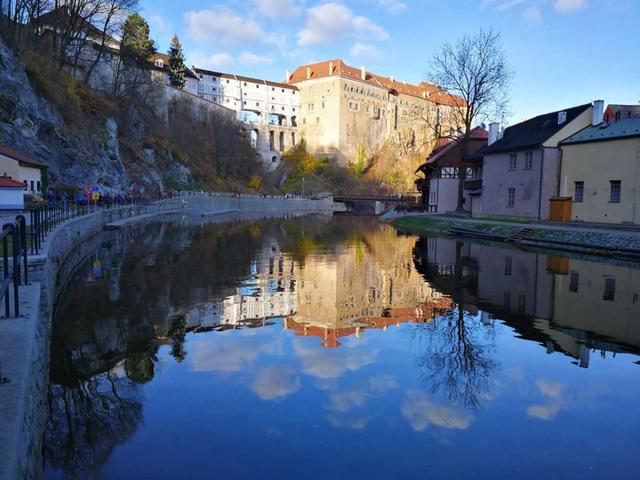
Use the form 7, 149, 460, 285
0, 186, 25, 210
194, 68, 301, 169
194, 68, 300, 127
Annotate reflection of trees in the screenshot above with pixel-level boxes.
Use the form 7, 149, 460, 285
45, 368, 143, 478
412, 239, 497, 409
415, 306, 496, 409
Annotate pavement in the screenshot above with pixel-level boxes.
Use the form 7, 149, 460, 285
0, 283, 42, 480
395, 212, 640, 239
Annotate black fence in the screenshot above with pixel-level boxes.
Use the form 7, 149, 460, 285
0, 216, 28, 318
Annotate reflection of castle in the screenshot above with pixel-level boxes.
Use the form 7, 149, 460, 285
179, 233, 451, 346
181, 240, 298, 329
414, 236, 640, 367
287, 234, 450, 346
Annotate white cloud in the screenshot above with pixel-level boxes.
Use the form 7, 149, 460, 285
401, 390, 473, 432
253, 0, 303, 18
250, 365, 301, 400
294, 341, 378, 379
240, 52, 275, 66
189, 51, 234, 70
349, 42, 378, 59
297, 3, 388, 46
524, 5, 544, 24
379, 0, 408, 14
184, 7, 281, 47
526, 380, 567, 421
553, 0, 588, 13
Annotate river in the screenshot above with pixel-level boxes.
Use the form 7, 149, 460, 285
43, 215, 640, 479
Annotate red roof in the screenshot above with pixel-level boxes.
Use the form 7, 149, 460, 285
287, 59, 465, 107
0, 177, 26, 188
0, 145, 46, 169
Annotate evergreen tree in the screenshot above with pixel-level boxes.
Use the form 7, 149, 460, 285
167, 35, 186, 89
120, 13, 156, 65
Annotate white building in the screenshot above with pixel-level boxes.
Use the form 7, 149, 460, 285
194, 67, 301, 168
0, 145, 46, 200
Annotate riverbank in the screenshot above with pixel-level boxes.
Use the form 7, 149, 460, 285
391, 215, 640, 260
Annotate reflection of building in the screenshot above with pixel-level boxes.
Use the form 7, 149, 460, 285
414, 235, 640, 367
289, 233, 447, 346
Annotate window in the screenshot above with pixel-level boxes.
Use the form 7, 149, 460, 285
36, 181, 41, 192
524, 151, 533, 170
507, 188, 516, 207
30, 180, 34, 192
509, 154, 517, 171
574, 181, 584, 202
610, 180, 621, 203
307, 103, 314, 111
316, 117, 320, 124
504, 256, 512, 276
256, 84, 259, 88
603, 277, 616, 301
569, 272, 579, 292
256, 102, 259, 107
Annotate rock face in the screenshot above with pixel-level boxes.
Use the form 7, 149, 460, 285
0, 39, 130, 191
0, 38, 191, 194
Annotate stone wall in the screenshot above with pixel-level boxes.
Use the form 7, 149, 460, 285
160, 192, 336, 213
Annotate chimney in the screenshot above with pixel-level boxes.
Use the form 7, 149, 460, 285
390, 75, 394, 82
361, 65, 366, 81
558, 111, 567, 125
592, 99, 604, 125
285, 70, 290, 82
306, 66, 311, 80
488, 122, 500, 146
329, 61, 333, 74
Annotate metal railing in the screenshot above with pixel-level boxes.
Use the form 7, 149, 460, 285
1, 215, 28, 318
29, 201, 148, 255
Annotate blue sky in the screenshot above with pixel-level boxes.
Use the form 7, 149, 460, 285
139, 0, 639, 122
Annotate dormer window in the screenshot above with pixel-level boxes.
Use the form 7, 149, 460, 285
154, 59, 164, 68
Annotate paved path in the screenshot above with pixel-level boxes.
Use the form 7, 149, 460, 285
403, 213, 640, 239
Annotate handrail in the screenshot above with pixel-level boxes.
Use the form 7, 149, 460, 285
0, 215, 28, 318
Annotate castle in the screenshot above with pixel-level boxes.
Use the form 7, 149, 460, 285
191, 60, 463, 168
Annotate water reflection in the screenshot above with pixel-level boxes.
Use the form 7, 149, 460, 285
413, 236, 640, 365
44, 217, 640, 479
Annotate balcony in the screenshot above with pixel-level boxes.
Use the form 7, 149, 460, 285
464, 179, 482, 191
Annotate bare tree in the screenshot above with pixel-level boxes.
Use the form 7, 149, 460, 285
82, 0, 137, 84
428, 29, 513, 212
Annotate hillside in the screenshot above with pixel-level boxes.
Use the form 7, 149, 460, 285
0, 37, 266, 196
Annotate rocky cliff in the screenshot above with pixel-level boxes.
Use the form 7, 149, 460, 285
0, 38, 193, 195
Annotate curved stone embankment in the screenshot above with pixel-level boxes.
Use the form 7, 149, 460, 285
157, 192, 336, 214
0, 194, 334, 480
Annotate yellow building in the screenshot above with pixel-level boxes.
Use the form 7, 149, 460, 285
286, 59, 462, 167
559, 117, 640, 224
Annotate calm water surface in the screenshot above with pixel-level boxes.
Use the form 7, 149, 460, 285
44, 216, 640, 479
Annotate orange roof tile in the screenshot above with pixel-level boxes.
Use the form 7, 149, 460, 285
287, 59, 465, 107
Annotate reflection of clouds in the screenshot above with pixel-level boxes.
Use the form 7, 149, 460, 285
527, 379, 566, 421
327, 413, 371, 430
401, 390, 473, 432
328, 389, 367, 413
250, 365, 301, 400
190, 333, 280, 373
324, 374, 398, 429
294, 341, 378, 379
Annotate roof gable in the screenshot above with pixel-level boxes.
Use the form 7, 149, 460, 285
483, 104, 591, 154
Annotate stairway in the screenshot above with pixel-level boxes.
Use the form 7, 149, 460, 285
507, 228, 535, 243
